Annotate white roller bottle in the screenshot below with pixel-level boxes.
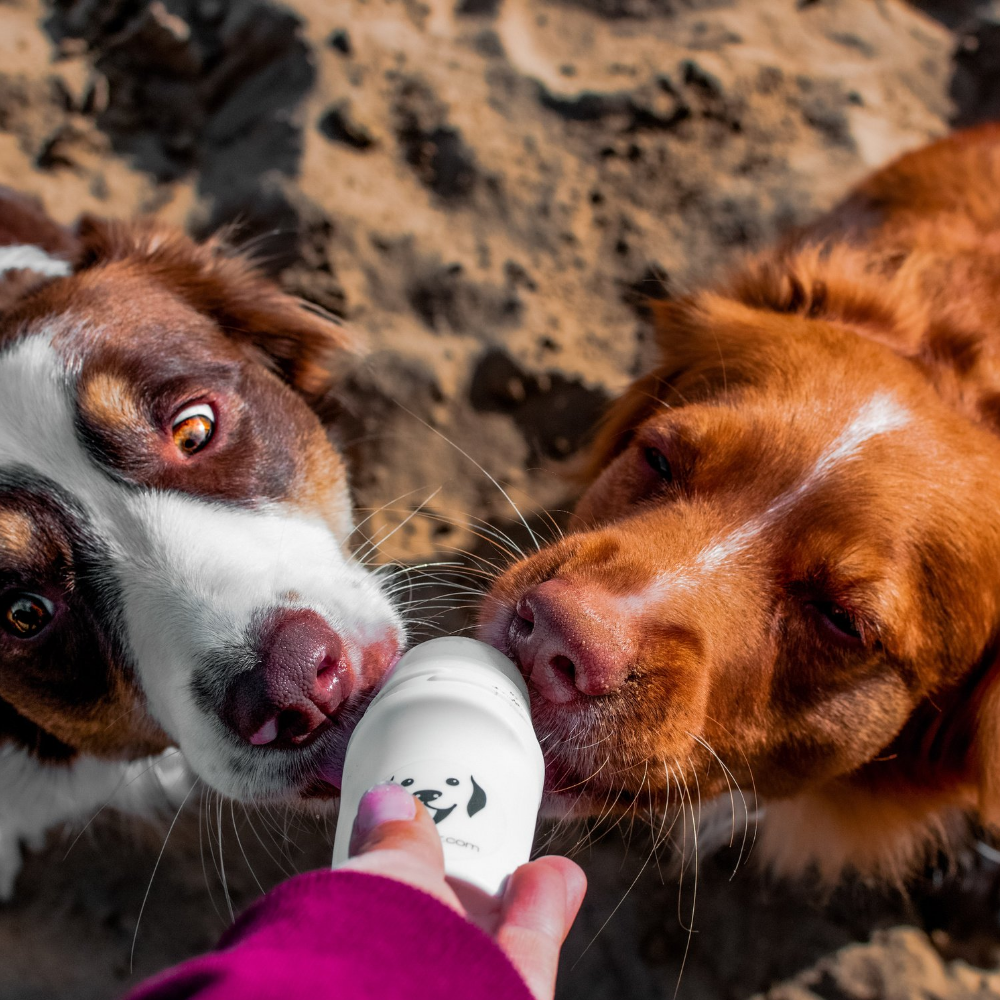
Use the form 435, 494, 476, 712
332, 636, 544, 896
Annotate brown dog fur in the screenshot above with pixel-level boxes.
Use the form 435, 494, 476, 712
481, 124, 1000, 880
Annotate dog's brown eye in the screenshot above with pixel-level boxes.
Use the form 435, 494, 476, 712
812, 600, 862, 641
171, 404, 215, 456
2, 593, 54, 638
644, 447, 672, 482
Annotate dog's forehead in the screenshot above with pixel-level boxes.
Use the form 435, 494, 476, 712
50, 267, 240, 361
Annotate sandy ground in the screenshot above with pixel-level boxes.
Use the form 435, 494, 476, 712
3, 0, 1000, 996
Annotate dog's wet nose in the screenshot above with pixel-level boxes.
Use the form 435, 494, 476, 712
415, 789, 441, 804
513, 579, 634, 703
223, 609, 352, 748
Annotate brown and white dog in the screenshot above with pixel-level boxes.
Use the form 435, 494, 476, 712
481, 125, 1000, 881
0, 189, 402, 898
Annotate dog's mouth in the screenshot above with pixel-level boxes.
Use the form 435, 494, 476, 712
190, 625, 404, 804
293, 682, 387, 800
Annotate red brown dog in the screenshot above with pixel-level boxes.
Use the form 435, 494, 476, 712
0, 190, 402, 897
481, 125, 1000, 880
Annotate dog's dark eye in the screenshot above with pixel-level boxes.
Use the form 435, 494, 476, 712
2, 592, 54, 638
446, 778, 459, 786
171, 403, 215, 456
644, 447, 672, 482
400, 778, 414, 787
811, 600, 863, 642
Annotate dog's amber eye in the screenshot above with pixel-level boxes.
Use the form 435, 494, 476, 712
171, 404, 215, 456
2, 593, 54, 638
813, 600, 862, 641
644, 447, 672, 482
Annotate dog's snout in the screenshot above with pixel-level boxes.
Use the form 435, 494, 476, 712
222, 609, 352, 749
415, 789, 441, 805
512, 579, 633, 703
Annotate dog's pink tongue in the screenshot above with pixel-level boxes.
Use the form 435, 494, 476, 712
249, 717, 279, 746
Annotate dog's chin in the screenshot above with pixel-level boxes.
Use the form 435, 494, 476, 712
182, 681, 381, 805
296, 778, 341, 803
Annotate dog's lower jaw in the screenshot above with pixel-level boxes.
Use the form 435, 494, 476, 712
0, 745, 192, 900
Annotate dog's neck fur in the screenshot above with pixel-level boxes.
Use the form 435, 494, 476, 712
0, 744, 190, 899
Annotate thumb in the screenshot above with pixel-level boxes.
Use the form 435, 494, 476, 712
496, 856, 587, 1000
347, 782, 439, 861
339, 782, 455, 907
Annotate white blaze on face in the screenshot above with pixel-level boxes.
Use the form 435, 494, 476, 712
625, 392, 912, 609
0, 333, 401, 799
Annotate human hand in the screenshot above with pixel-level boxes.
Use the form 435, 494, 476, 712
336, 782, 586, 1000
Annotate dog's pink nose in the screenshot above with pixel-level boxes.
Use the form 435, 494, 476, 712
223, 609, 353, 748
512, 579, 634, 703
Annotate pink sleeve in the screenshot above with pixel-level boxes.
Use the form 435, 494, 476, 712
122, 869, 533, 1000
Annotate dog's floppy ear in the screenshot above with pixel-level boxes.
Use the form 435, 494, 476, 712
580, 298, 716, 484
972, 655, 1000, 827
75, 215, 357, 405
724, 244, 928, 354
467, 776, 487, 817
0, 188, 79, 314
920, 635, 1000, 828
580, 368, 671, 483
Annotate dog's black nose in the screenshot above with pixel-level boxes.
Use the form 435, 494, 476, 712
415, 789, 441, 804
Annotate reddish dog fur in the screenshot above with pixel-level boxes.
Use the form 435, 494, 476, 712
481, 125, 1000, 879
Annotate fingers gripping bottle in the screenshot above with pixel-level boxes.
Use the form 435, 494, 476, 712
332, 637, 545, 895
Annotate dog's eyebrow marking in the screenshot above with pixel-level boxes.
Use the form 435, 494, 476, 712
0, 245, 72, 279
696, 392, 912, 572
0, 508, 33, 554
78, 372, 145, 433
801, 392, 911, 486
627, 392, 913, 605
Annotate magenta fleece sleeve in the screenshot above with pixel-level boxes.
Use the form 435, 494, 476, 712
122, 869, 534, 1000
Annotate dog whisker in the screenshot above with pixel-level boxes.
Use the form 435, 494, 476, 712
61, 748, 184, 861
381, 397, 540, 554
415, 510, 526, 563
672, 757, 700, 1000
197, 786, 225, 925
354, 487, 444, 565
130, 779, 198, 972
244, 803, 295, 879
229, 799, 266, 897
685, 730, 753, 876
349, 484, 449, 544
216, 794, 235, 923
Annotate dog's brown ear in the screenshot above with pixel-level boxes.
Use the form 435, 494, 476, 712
580, 369, 671, 483
724, 244, 928, 354
75, 216, 357, 404
0, 187, 78, 256
928, 637, 1000, 828
974, 660, 1000, 827
0, 188, 79, 313
583, 292, 763, 484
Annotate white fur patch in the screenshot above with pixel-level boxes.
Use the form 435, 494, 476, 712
0, 745, 191, 899
0, 244, 71, 279
629, 393, 912, 606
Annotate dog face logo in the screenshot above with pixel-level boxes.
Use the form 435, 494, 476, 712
393, 773, 487, 825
